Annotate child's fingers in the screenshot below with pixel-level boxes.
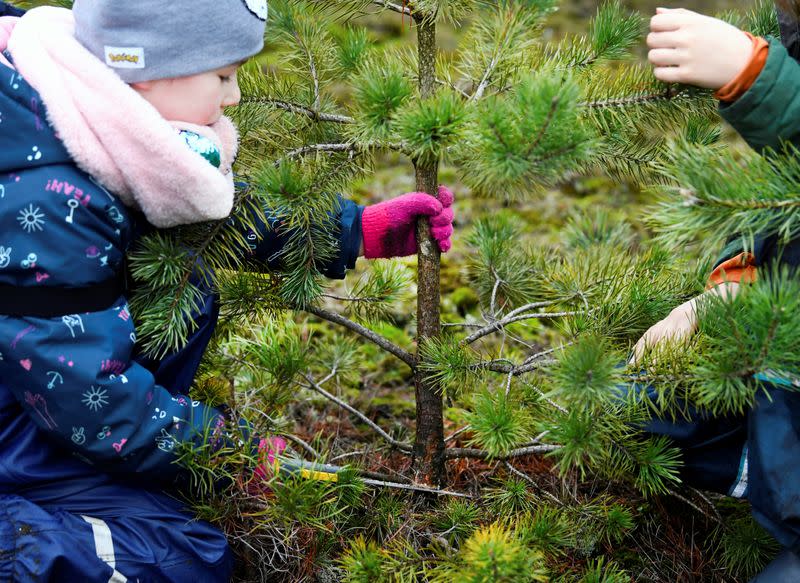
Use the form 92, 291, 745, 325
406, 194, 443, 216
628, 338, 645, 365
647, 31, 682, 49
652, 65, 686, 84
648, 48, 685, 67
430, 206, 453, 227
436, 185, 454, 207
649, 12, 689, 32
431, 223, 453, 241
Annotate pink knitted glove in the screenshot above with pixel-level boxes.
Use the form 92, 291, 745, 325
246, 436, 288, 495
361, 186, 454, 259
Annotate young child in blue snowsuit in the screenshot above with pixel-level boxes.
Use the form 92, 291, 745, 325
636, 4, 800, 581
0, 1, 454, 580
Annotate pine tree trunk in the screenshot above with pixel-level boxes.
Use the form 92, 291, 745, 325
412, 17, 445, 487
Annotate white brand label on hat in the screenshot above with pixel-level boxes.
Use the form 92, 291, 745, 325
243, 0, 268, 20
104, 46, 146, 69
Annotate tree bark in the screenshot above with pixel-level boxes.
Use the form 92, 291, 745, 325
412, 17, 446, 487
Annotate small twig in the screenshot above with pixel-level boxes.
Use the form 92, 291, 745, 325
361, 478, 473, 498
688, 487, 725, 524
242, 98, 354, 124
522, 343, 571, 366
317, 367, 338, 387
521, 379, 569, 414
444, 444, 560, 460
278, 141, 410, 166
524, 96, 560, 157
462, 309, 586, 345
470, 10, 517, 102
436, 78, 471, 99
480, 357, 557, 377
504, 462, 565, 506
529, 430, 550, 444
283, 143, 357, 161
488, 268, 504, 319
292, 31, 320, 112
322, 292, 383, 304
472, 52, 502, 101
579, 86, 684, 109
372, 0, 412, 16
503, 369, 514, 396
330, 450, 371, 463
359, 469, 411, 484
301, 373, 413, 453
305, 304, 416, 368
504, 299, 561, 320
444, 425, 471, 443
282, 434, 319, 459
666, 487, 724, 526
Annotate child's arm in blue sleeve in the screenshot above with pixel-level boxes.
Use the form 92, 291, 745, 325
236, 190, 363, 279
1, 300, 237, 483
0, 1, 24, 17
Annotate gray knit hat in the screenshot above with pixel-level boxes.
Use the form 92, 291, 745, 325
73, 0, 267, 83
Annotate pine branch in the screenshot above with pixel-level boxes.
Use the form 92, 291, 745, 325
436, 78, 471, 99
526, 95, 560, 156
480, 358, 558, 377
444, 425, 471, 443
488, 269, 504, 318
292, 30, 321, 112
666, 487, 724, 526
688, 487, 725, 524
680, 188, 800, 210
301, 373, 414, 452
281, 141, 410, 163
241, 98, 354, 123
283, 142, 358, 161
304, 304, 416, 367
444, 444, 560, 460
579, 85, 682, 109
503, 461, 565, 506
522, 343, 571, 365
462, 309, 586, 345
372, 0, 412, 16
362, 478, 472, 498
282, 433, 320, 459
322, 292, 384, 303
471, 51, 502, 101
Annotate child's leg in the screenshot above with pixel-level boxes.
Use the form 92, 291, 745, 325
624, 382, 748, 494
1, 494, 120, 582
1, 483, 232, 582
746, 380, 800, 550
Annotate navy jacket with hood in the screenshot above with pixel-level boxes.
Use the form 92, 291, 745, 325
0, 56, 362, 488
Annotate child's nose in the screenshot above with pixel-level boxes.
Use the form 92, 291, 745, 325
223, 83, 241, 108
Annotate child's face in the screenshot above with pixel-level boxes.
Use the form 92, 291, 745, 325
131, 63, 242, 126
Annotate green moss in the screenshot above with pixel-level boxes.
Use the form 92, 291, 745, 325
450, 286, 480, 315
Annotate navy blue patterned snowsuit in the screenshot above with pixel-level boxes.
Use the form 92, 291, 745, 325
0, 44, 362, 581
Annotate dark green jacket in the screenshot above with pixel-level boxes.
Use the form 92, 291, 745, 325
713, 38, 800, 272
721, 37, 800, 153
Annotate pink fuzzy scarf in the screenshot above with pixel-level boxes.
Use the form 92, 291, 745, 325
4, 7, 238, 228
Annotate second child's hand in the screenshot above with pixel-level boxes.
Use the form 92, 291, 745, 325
629, 282, 740, 366
647, 7, 753, 89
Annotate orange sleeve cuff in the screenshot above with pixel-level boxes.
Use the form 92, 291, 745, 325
705, 252, 758, 289
714, 33, 769, 103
